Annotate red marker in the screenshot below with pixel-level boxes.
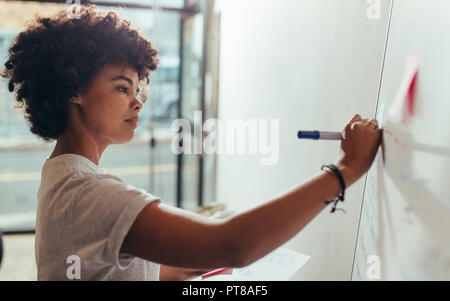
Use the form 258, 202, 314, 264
201, 267, 233, 279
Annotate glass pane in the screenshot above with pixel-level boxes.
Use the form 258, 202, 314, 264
179, 12, 204, 210
94, 0, 185, 9
201, 0, 219, 207
0, 1, 64, 232
0, 2, 181, 231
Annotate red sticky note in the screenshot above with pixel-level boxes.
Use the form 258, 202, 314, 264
407, 71, 418, 116
389, 54, 420, 122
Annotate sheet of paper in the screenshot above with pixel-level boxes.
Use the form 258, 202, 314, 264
191, 247, 310, 281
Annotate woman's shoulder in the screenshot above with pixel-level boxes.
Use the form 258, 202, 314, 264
38, 154, 126, 203
43, 153, 104, 175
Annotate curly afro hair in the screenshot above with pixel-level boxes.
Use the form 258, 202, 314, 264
1, 5, 159, 142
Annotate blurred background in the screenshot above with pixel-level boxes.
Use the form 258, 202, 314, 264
0, 0, 221, 280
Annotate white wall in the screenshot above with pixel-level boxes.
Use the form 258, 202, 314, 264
215, 0, 391, 280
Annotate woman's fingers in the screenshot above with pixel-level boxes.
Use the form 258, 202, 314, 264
348, 114, 362, 124
343, 114, 362, 138
343, 115, 380, 138
367, 118, 379, 128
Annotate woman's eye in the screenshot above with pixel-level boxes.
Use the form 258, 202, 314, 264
117, 86, 128, 93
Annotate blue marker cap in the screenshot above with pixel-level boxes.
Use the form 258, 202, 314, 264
298, 131, 320, 140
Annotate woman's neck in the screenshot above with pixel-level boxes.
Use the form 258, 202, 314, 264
49, 127, 107, 166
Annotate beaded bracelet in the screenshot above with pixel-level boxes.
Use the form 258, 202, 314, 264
321, 164, 346, 213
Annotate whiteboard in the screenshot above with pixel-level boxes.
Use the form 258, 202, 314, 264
353, 0, 450, 280
217, 0, 391, 280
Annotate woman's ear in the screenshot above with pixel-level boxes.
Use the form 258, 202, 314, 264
69, 94, 82, 105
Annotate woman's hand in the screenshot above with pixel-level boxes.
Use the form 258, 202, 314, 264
159, 264, 210, 281
337, 114, 382, 185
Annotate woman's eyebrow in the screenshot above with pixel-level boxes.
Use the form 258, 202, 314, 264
111, 75, 133, 85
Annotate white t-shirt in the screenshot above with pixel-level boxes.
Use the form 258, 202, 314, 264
35, 153, 161, 281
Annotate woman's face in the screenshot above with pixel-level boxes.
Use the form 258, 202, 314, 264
74, 64, 144, 145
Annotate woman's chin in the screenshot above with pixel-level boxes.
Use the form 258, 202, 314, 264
112, 133, 134, 145
122, 133, 134, 144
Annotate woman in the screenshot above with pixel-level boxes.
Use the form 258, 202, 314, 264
2, 6, 381, 281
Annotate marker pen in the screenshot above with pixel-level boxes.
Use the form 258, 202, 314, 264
297, 131, 342, 140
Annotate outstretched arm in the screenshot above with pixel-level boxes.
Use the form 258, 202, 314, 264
121, 115, 381, 270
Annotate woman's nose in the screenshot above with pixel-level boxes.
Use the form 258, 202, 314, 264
133, 98, 143, 111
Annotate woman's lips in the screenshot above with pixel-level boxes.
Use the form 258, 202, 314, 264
125, 118, 138, 129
